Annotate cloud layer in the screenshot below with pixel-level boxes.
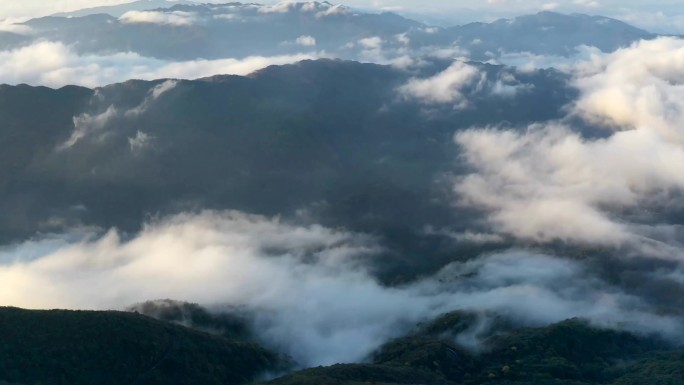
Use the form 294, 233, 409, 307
0, 211, 681, 366
399, 61, 484, 107
0, 41, 316, 88
119, 10, 198, 26
454, 37, 684, 250
398, 61, 532, 107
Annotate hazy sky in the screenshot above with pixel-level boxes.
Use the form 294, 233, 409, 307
1, 0, 683, 31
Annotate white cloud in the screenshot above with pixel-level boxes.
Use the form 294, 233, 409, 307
213, 13, 240, 21
456, 125, 629, 244
144, 53, 318, 79
128, 130, 155, 153
356, 36, 388, 62
119, 10, 198, 26
150, 79, 178, 99
398, 61, 484, 107
573, 0, 600, 7
0, 211, 681, 366
613, 10, 684, 34
423, 45, 470, 60
489, 71, 533, 96
454, 37, 684, 247
455, 124, 684, 246
0, 41, 317, 88
301, 2, 320, 12
424, 227, 505, 244
125, 79, 178, 116
389, 55, 423, 70
492, 45, 603, 72
573, 37, 684, 144
60, 79, 177, 149
316, 4, 349, 17
0, 19, 33, 35
295, 35, 317, 46
395, 33, 410, 45
60, 106, 119, 150
358, 36, 383, 50
258, 1, 298, 14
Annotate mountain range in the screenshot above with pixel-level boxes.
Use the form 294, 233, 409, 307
0, 58, 573, 279
2, 2, 684, 385
0, 2, 657, 63
2, 304, 683, 385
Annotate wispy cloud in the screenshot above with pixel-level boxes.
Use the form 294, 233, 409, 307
119, 10, 198, 26
295, 35, 317, 47
0, 41, 318, 88
398, 61, 484, 107
0, 19, 33, 34
59, 79, 179, 150
398, 61, 530, 106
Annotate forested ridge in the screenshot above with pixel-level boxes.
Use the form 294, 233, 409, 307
1, 307, 682, 385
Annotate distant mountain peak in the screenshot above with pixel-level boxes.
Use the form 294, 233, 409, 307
52, 0, 196, 18
256, 1, 351, 16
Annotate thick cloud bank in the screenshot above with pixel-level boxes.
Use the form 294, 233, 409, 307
574, 37, 684, 141
455, 37, 684, 251
0, 211, 681, 366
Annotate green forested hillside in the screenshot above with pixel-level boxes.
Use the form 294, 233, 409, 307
0, 307, 283, 385
265, 313, 682, 385
1, 307, 682, 385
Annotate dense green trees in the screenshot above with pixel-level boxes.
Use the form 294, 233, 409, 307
0, 307, 283, 385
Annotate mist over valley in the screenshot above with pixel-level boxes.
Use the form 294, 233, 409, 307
1, 1, 684, 384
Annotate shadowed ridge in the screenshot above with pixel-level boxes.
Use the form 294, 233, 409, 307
0, 307, 285, 385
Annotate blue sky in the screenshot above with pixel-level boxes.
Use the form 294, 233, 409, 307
2, 0, 684, 32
